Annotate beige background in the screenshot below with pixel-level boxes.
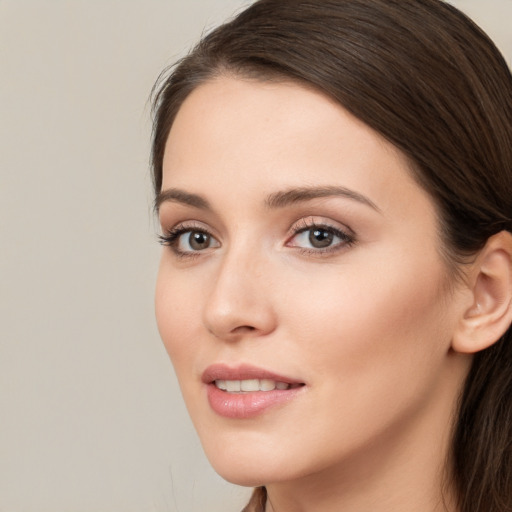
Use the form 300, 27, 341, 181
0, 1, 510, 511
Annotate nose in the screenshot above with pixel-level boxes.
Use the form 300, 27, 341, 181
202, 247, 277, 341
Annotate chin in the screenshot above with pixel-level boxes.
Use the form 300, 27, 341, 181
215, 468, 267, 488
211, 462, 294, 488
201, 438, 298, 487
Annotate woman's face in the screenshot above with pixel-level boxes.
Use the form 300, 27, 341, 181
155, 77, 467, 487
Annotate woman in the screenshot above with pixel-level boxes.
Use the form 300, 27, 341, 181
151, 1, 512, 511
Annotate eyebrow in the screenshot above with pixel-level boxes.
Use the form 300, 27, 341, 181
155, 185, 380, 213
155, 188, 211, 212
265, 185, 381, 212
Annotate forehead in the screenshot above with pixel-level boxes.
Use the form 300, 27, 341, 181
161, 76, 430, 219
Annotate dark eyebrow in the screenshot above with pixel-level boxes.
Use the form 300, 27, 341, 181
155, 188, 211, 212
265, 186, 381, 212
155, 185, 380, 214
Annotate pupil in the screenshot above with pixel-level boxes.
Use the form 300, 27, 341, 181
190, 231, 210, 250
309, 229, 333, 248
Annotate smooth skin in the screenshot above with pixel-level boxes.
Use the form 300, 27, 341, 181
155, 77, 512, 512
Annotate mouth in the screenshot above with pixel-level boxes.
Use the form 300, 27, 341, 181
214, 379, 303, 392
202, 364, 306, 419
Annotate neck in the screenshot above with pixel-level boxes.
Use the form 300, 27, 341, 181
265, 440, 456, 512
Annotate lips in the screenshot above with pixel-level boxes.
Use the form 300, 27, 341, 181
201, 363, 304, 384
202, 364, 305, 419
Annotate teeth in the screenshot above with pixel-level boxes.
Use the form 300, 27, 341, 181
226, 380, 241, 392
240, 379, 259, 392
260, 379, 276, 391
214, 379, 292, 392
216, 380, 227, 391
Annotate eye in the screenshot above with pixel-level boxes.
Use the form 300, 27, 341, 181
287, 220, 355, 253
179, 230, 216, 251
159, 226, 220, 256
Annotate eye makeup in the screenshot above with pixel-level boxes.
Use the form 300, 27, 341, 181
285, 216, 356, 256
159, 214, 356, 260
158, 221, 220, 258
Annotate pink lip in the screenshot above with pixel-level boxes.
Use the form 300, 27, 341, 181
202, 363, 306, 419
201, 363, 303, 385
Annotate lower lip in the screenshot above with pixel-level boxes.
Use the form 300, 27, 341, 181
206, 383, 304, 419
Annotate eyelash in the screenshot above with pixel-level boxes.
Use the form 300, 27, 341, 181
286, 218, 356, 256
158, 219, 356, 258
158, 222, 214, 259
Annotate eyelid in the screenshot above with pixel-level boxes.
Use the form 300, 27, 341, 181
158, 220, 220, 257
285, 216, 356, 254
286, 216, 354, 238
158, 216, 356, 258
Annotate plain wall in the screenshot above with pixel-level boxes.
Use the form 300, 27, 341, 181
0, 1, 510, 511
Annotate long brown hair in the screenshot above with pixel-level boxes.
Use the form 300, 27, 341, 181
151, 1, 512, 510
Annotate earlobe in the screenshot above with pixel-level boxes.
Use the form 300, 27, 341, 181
452, 231, 512, 354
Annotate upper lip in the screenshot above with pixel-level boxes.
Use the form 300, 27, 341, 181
201, 363, 304, 385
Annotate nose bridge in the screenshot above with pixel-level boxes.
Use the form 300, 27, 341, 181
203, 238, 275, 340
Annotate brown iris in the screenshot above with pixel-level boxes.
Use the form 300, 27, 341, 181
189, 231, 211, 250
309, 228, 334, 248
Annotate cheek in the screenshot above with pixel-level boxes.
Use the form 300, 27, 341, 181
260, 258, 454, 466
155, 263, 202, 374
282, 250, 453, 400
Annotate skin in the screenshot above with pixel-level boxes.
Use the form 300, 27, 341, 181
155, 77, 473, 511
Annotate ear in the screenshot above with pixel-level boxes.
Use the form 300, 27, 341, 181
452, 231, 512, 354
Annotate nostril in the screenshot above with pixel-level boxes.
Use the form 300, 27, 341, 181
234, 325, 256, 333
208, 323, 258, 339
